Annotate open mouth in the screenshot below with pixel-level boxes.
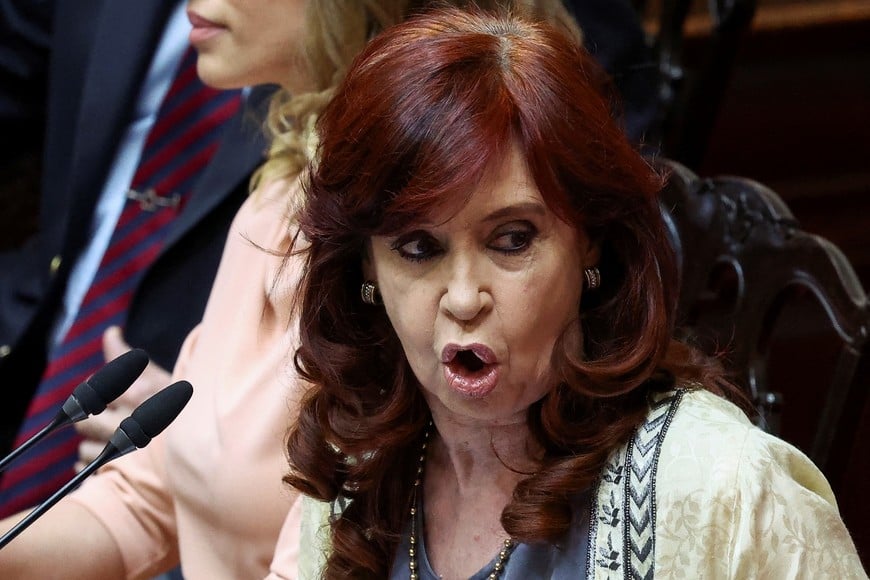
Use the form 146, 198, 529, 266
454, 349, 486, 373
441, 343, 499, 398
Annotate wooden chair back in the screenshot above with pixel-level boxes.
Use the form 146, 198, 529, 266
659, 158, 870, 475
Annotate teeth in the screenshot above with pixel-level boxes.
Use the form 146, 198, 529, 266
456, 350, 485, 372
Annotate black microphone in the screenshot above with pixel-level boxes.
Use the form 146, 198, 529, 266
0, 380, 193, 550
0, 348, 150, 473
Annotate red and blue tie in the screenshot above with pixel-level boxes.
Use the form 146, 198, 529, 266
0, 47, 241, 517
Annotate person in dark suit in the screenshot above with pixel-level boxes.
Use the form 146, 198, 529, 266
0, 0, 271, 466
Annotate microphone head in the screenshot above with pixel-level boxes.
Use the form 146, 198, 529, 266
122, 381, 194, 448
73, 348, 150, 416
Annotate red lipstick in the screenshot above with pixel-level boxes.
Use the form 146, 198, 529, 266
441, 343, 500, 398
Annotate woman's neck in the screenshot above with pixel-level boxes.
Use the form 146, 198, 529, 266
419, 413, 539, 578
427, 412, 541, 494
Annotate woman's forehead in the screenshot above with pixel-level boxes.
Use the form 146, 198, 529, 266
437, 159, 544, 222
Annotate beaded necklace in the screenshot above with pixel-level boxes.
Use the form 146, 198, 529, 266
408, 424, 517, 580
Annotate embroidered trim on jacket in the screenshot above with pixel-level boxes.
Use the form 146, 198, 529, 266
587, 389, 684, 579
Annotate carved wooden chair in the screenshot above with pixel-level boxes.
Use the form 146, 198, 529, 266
658, 158, 870, 481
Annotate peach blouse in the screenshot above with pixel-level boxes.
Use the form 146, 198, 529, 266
69, 178, 304, 579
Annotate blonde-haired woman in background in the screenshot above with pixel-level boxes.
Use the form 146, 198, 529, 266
0, 1, 580, 579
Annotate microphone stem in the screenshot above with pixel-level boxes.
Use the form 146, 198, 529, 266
0, 415, 68, 473
0, 445, 117, 550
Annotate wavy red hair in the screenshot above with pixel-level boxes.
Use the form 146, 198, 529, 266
286, 8, 731, 577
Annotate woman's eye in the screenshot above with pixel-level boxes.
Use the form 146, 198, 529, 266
392, 232, 442, 262
490, 224, 537, 254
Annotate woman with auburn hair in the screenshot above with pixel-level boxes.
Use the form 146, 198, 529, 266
287, 8, 866, 579
0, 2, 580, 579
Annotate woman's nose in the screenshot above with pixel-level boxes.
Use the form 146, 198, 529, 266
440, 258, 490, 323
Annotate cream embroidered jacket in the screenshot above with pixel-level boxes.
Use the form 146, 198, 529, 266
297, 388, 868, 579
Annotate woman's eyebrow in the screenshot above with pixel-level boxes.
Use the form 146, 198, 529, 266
482, 201, 547, 223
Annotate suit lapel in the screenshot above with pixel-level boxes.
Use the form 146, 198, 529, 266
62, 0, 177, 252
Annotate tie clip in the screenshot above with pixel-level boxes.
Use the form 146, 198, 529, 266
126, 188, 180, 212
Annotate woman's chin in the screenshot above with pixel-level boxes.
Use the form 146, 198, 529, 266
194, 57, 246, 91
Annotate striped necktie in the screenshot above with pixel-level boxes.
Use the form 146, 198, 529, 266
0, 47, 241, 517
